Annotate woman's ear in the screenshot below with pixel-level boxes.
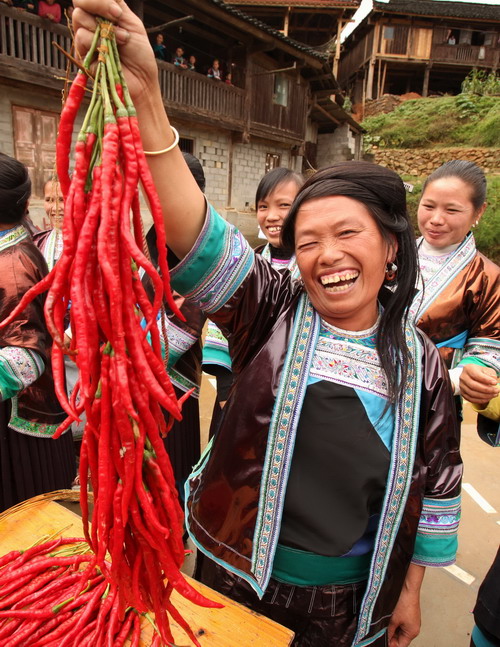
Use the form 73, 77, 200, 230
475, 201, 487, 227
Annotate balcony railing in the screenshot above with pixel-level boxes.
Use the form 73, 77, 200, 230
432, 43, 498, 67
0, 4, 73, 75
157, 61, 245, 128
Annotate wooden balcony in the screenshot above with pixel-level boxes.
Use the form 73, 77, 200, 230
431, 43, 499, 68
0, 4, 75, 89
0, 5, 306, 142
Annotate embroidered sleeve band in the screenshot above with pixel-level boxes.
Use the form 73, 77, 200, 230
412, 495, 461, 567
0, 347, 45, 401
460, 338, 500, 374
171, 205, 254, 314
202, 321, 232, 371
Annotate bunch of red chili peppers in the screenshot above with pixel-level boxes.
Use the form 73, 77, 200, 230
0, 19, 219, 647
0, 538, 146, 646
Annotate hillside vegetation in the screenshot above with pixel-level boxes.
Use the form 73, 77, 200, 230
361, 94, 500, 149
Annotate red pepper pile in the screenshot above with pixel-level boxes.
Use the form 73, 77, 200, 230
0, 538, 144, 647
0, 19, 220, 646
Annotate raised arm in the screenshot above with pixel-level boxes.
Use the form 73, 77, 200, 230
72, 0, 206, 259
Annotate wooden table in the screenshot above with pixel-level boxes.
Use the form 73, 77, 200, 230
0, 499, 294, 646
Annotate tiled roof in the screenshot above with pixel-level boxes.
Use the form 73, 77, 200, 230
232, 0, 359, 7
211, 0, 330, 60
373, 0, 500, 21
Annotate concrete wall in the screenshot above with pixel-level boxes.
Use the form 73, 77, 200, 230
316, 123, 362, 169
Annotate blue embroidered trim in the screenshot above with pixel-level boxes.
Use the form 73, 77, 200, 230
417, 495, 461, 535
353, 325, 422, 644
172, 206, 255, 313
462, 337, 500, 373
354, 627, 387, 646
411, 234, 476, 322
252, 293, 319, 593
0, 225, 27, 252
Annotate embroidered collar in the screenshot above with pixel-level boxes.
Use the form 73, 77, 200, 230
0, 225, 28, 252
320, 311, 381, 347
261, 244, 300, 281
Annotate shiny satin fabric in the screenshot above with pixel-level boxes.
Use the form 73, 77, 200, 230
0, 236, 64, 428
417, 251, 500, 368
186, 256, 462, 641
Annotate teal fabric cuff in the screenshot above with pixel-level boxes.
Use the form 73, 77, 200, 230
171, 205, 254, 314
412, 533, 458, 567
0, 361, 25, 401
411, 495, 460, 566
202, 346, 232, 372
459, 357, 490, 367
0, 348, 44, 402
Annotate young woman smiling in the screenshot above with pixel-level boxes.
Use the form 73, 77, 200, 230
412, 161, 500, 409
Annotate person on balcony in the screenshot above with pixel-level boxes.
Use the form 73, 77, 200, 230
187, 54, 197, 72
172, 46, 188, 70
38, 0, 61, 23
12, 0, 38, 13
152, 32, 166, 61
207, 58, 222, 80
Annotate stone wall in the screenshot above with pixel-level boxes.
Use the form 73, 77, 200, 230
371, 147, 500, 176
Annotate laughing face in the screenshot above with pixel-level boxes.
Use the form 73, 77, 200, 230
257, 179, 300, 247
44, 180, 64, 230
294, 196, 397, 331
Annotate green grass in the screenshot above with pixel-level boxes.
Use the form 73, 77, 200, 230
404, 175, 500, 265
362, 95, 500, 149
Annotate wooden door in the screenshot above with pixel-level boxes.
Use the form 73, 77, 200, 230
410, 28, 432, 59
13, 105, 59, 197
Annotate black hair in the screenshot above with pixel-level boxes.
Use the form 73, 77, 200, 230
0, 153, 31, 225
255, 167, 304, 210
183, 152, 206, 193
281, 160, 418, 406
422, 160, 487, 211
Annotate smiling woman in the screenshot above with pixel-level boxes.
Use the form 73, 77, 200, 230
72, 2, 463, 645
412, 160, 500, 408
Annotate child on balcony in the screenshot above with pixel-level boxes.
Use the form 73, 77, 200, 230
172, 46, 188, 69
207, 58, 222, 80
38, 0, 61, 23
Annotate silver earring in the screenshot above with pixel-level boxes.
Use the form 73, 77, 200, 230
385, 262, 397, 282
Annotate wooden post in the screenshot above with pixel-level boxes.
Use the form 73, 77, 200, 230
366, 23, 381, 101
422, 64, 431, 97
380, 62, 387, 97
332, 18, 343, 79
243, 50, 252, 143
283, 7, 290, 37
366, 58, 375, 100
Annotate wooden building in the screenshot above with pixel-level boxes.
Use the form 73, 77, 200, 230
0, 0, 362, 230
226, 0, 360, 75
338, 0, 500, 106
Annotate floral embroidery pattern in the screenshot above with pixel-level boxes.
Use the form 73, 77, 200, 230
310, 321, 389, 399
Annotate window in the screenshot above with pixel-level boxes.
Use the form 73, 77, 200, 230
265, 154, 281, 173
179, 137, 194, 154
273, 74, 288, 107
